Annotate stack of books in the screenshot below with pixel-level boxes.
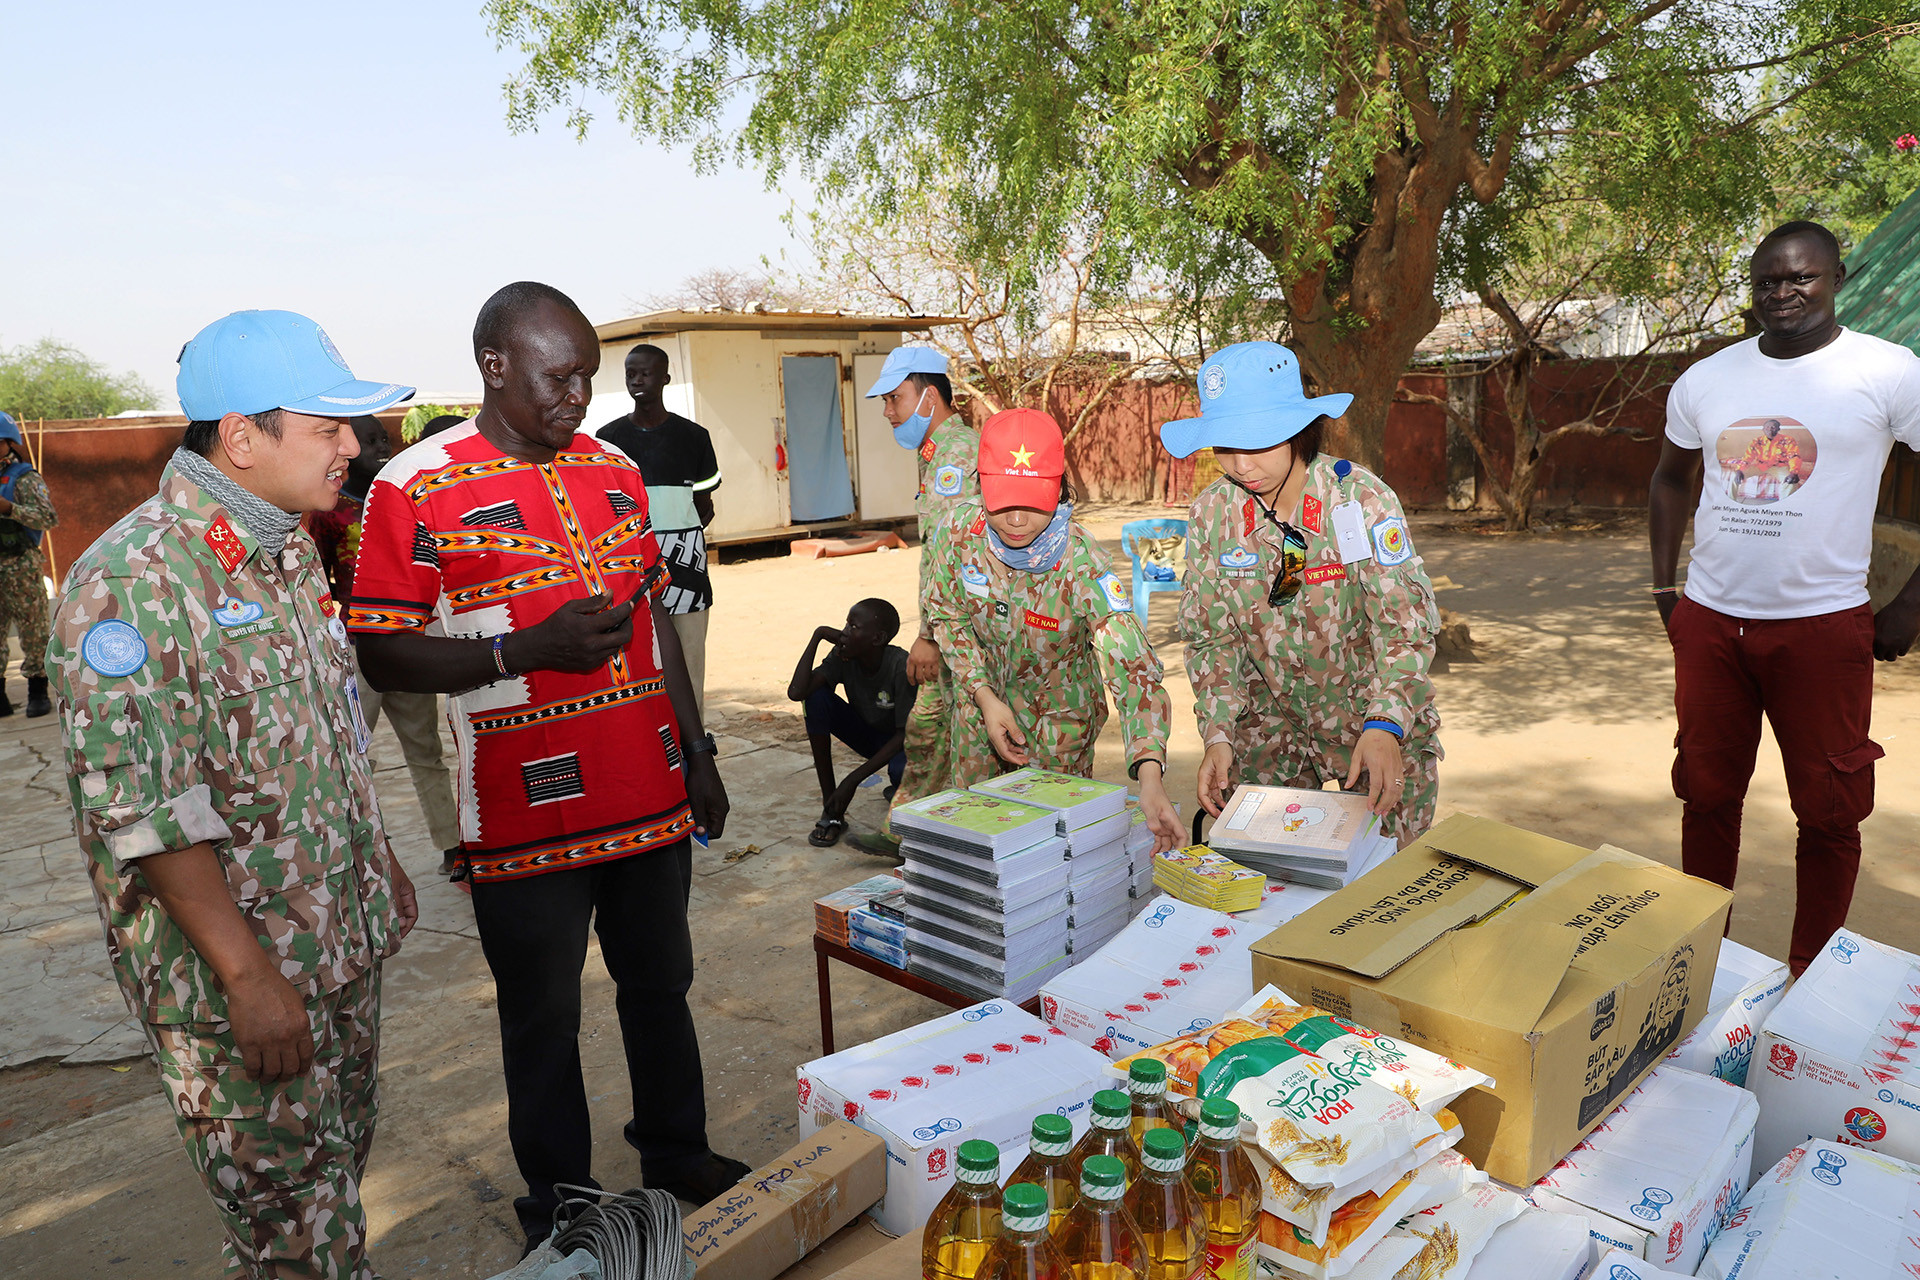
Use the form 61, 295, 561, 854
1124, 799, 1158, 902
814, 873, 904, 947
890, 790, 1073, 1003
1151, 845, 1266, 912
848, 902, 907, 968
972, 769, 1132, 954
1206, 785, 1398, 889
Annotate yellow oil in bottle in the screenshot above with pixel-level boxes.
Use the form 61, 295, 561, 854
1126, 1127, 1205, 1280
1067, 1089, 1141, 1190
1053, 1154, 1147, 1280
1125, 1058, 1176, 1151
1005, 1112, 1079, 1232
1184, 1100, 1258, 1280
924, 1139, 1003, 1280
981, 1182, 1071, 1279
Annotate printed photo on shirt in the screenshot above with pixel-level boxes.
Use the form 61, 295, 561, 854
1714, 416, 1818, 505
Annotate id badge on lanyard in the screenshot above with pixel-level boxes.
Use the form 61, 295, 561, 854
344, 676, 372, 755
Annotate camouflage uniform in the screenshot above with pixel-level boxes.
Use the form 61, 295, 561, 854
894, 413, 980, 813
1180, 460, 1443, 843
49, 458, 400, 1279
0, 464, 56, 678
925, 502, 1171, 783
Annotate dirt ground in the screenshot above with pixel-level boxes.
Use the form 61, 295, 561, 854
4, 504, 1919, 1278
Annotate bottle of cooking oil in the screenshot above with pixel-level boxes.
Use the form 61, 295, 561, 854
1005, 1113, 1079, 1231
1054, 1154, 1147, 1279
1185, 1100, 1259, 1280
981, 1182, 1072, 1280
1126, 1127, 1205, 1280
1125, 1058, 1175, 1149
924, 1139, 1002, 1280
1067, 1089, 1141, 1189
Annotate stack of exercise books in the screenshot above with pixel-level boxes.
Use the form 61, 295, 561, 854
971, 769, 1134, 954
813, 873, 904, 947
891, 790, 1073, 1004
1151, 845, 1266, 912
1124, 799, 1157, 902
1206, 784, 1399, 889
847, 902, 907, 968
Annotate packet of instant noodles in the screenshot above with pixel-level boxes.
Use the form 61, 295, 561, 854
1236, 986, 1495, 1117
1197, 1036, 1443, 1191
1253, 1109, 1465, 1247
1339, 1177, 1525, 1280
1253, 1149, 1485, 1280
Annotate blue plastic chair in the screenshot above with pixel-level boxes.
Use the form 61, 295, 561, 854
1120, 518, 1189, 628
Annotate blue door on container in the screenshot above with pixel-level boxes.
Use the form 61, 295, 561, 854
782, 355, 856, 522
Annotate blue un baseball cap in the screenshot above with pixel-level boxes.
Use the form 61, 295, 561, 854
863, 345, 949, 398
1158, 342, 1354, 459
176, 310, 415, 420
0, 411, 20, 444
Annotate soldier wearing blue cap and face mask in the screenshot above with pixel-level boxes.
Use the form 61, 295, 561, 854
1162, 342, 1443, 846
858, 345, 979, 853
0, 410, 57, 717
47, 310, 419, 1279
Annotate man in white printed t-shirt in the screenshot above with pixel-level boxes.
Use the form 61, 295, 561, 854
1650, 219, 1920, 975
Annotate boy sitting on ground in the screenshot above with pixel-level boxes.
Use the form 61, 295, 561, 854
788, 598, 916, 848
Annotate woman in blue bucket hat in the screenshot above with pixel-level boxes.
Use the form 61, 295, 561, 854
1161, 342, 1442, 845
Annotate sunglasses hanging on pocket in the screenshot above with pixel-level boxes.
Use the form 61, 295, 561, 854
1267, 521, 1309, 607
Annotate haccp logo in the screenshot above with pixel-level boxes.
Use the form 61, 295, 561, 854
1844, 1107, 1888, 1143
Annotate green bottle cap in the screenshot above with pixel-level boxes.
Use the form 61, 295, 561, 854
957, 1139, 1000, 1182
1129, 1058, 1168, 1089
1031, 1112, 1073, 1154
1002, 1182, 1049, 1232
1091, 1088, 1131, 1125
1198, 1098, 1241, 1139
1080, 1154, 1127, 1199
1143, 1128, 1186, 1160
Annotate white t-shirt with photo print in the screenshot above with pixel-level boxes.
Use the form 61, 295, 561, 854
1666, 328, 1920, 619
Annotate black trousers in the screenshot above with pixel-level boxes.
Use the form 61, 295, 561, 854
470, 840, 710, 1236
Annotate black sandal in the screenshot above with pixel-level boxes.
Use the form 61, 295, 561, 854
808, 816, 849, 847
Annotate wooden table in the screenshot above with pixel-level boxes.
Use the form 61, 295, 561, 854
811, 932, 1041, 1055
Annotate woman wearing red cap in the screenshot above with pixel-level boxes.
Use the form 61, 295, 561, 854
1163, 342, 1441, 844
923, 408, 1183, 852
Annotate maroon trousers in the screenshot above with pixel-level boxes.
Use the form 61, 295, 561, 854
1669, 598, 1883, 974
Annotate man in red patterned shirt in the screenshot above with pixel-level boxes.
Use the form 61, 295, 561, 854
350, 282, 744, 1249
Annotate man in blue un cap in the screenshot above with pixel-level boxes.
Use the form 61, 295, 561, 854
47, 310, 419, 1278
856, 344, 978, 853
0, 410, 58, 717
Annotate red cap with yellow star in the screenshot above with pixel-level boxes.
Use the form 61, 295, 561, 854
977, 407, 1066, 511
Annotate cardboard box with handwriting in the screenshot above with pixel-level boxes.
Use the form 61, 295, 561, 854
683, 1121, 886, 1280
1250, 814, 1731, 1185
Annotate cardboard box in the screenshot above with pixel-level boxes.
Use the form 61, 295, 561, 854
1583, 1248, 1693, 1279
1250, 814, 1732, 1185
1463, 1208, 1593, 1280
1696, 1139, 1920, 1279
1750, 927, 1920, 1173
797, 1000, 1108, 1236
1663, 936, 1790, 1086
1526, 1065, 1757, 1272
812, 1226, 922, 1278
685, 1121, 887, 1280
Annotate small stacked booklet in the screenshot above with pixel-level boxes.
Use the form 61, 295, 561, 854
970, 769, 1135, 954
1151, 845, 1266, 912
891, 789, 1071, 1004
1206, 785, 1399, 889
813, 873, 904, 947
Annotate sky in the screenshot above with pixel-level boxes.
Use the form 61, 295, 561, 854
0, 2, 806, 402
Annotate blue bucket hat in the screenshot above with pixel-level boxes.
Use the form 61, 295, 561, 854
1158, 342, 1353, 459
0, 411, 20, 444
177, 310, 414, 420
863, 345, 949, 398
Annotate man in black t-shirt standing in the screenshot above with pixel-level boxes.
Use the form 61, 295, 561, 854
787, 598, 916, 848
598, 344, 723, 713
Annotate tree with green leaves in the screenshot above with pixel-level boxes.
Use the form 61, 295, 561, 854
486, 1, 1920, 472
0, 338, 158, 422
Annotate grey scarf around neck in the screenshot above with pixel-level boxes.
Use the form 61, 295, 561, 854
170, 446, 304, 553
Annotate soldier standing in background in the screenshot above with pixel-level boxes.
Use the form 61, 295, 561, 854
923, 407, 1182, 853
0, 410, 57, 717
48, 311, 418, 1278
1165, 342, 1443, 845
858, 345, 977, 855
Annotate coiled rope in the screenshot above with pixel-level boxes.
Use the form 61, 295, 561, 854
550, 1183, 690, 1280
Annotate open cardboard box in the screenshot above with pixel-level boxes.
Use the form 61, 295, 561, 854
1250, 814, 1732, 1185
